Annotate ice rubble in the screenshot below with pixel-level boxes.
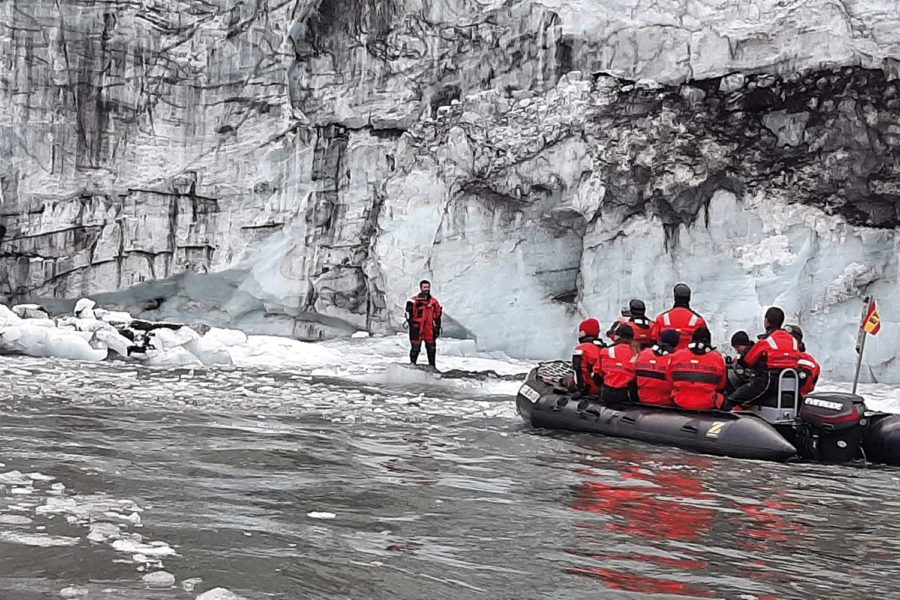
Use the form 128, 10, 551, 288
0, 299, 533, 396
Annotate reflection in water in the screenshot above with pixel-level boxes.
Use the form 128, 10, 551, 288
0, 357, 898, 600
567, 449, 718, 597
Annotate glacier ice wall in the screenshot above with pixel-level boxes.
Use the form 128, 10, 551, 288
0, 0, 898, 381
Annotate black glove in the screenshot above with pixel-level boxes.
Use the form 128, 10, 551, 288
725, 355, 734, 365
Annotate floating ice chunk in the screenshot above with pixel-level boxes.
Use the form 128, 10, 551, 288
36, 497, 78, 515
111, 539, 176, 556
28, 472, 55, 482
0, 514, 32, 525
181, 578, 203, 592
59, 585, 90, 598
307, 512, 336, 520
351, 331, 371, 338
87, 522, 121, 543
196, 588, 249, 600
142, 571, 176, 588
0, 470, 31, 485
10, 486, 34, 495
0, 531, 79, 547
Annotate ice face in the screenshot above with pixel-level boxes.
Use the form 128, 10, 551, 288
0, 1, 898, 381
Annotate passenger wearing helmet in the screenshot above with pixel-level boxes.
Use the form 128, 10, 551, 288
572, 318, 606, 397
785, 324, 821, 397
608, 298, 655, 348
593, 323, 640, 404
650, 284, 707, 351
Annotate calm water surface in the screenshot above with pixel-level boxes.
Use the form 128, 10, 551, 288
1, 357, 898, 599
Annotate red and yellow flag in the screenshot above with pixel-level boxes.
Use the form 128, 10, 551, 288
863, 300, 881, 335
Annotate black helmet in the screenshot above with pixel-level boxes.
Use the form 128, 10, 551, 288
730, 330, 751, 347
784, 324, 803, 341
673, 283, 691, 302
615, 323, 635, 340
692, 327, 712, 345
628, 298, 646, 316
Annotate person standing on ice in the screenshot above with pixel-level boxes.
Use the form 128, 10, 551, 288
571, 318, 606, 398
405, 280, 443, 368
607, 299, 654, 348
667, 328, 728, 410
650, 284, 707, 351
724, 307, 801, 410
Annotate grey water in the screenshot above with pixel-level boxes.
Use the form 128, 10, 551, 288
1, 357, 899, 600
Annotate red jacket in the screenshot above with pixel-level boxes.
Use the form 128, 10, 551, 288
797, 351, 821, 397
573, 340, 604, 395
594, 342, 637, 389
667, 345, 727, 410
635, 346, 674, 406
613, 316, 654, 348
743, 329, 801, 370
406, 294, 442, 343
651, 307, 707, 351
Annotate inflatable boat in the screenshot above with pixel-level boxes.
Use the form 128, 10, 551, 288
516, 361, 900, 465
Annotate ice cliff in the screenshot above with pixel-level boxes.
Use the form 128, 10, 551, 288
0, 0, 898, 381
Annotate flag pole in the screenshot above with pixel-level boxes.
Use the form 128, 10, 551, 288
851, 296, 871, 396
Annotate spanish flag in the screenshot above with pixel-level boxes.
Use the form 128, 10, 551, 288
863, 300, 882, 336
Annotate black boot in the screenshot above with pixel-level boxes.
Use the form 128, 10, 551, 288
425, 342, 437, 368
410, 342, 421, 365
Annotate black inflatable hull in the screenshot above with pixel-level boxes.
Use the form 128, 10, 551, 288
517, 369, 797, 462
864, 414, 900, 465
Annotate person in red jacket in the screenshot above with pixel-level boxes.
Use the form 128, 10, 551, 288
572, 318, 606, 397
405, 280, 443, 367
785, 324, 821, 397
724, 307, 801, 409
607, 299, 655, 348
651, 284, 707, 351
593, 323, 639, 404
667, 327, 727, 410
635, 329, 680, 406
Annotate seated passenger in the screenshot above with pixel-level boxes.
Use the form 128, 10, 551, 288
572, 318, 605, 397
725, 330, 754, 395
607, 299, 655, 349
724, 307, 801, 410
784, 324, 821, 397
650, 284, 707, 351
667, 328, 727, 410
593, 323, 639, 404
635, 329, 679, 406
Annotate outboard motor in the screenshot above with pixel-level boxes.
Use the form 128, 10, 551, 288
797, 392, 868, 462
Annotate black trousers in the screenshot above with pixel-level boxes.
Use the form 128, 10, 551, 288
727, 370, 777, 408
601, 382, 638, 404
410, 341, 436, 367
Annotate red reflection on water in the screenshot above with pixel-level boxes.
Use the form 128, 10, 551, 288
567, 566, 715, 597
566, 451, 718, 596
570, 462, 716, 541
